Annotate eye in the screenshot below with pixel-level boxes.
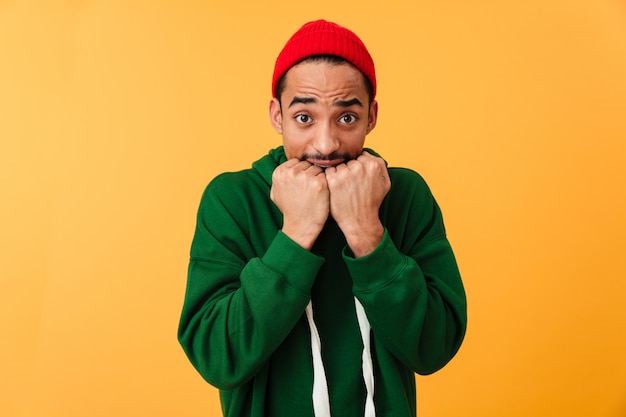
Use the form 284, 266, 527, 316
339, 114, 357, 124
295, 114, 312, 124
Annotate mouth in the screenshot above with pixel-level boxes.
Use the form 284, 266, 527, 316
301, 152, 352, 169
308, 159, 345, 168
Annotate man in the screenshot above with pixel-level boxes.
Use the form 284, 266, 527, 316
178, 20, 467, 417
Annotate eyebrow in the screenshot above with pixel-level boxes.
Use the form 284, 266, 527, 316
288, 96, 363, 108
288, 96, 316, 108
335, 98, 363, 108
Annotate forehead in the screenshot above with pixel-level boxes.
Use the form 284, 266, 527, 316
280, 61, 368, 100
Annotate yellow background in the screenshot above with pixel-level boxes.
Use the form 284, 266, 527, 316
2, 1, 625, 416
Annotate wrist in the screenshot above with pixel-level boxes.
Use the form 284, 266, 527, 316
343, 222, 384, 258
282, 222, 323, 251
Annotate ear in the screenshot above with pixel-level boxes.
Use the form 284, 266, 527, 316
269, 98, 283, 134
366, 99, 378, 134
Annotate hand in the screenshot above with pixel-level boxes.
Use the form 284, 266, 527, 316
325, 152, 391, 257
270, 159, 330, 250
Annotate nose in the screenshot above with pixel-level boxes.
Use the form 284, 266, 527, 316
312, 120, 340, 156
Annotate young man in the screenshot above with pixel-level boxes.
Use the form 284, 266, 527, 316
178, 20, 467, 417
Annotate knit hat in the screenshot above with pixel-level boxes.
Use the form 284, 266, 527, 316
272, 19, 376, 99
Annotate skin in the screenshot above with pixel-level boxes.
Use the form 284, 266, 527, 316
268, 61, 391, 258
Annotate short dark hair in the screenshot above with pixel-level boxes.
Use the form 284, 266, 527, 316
275, 55, 374, 106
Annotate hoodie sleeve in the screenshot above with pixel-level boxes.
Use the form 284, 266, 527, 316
177, 173, 324, 390
345, 168, 467, 375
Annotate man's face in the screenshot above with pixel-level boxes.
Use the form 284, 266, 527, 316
269, 61, 378, 167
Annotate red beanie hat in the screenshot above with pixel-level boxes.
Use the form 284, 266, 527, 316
272, 20, 376, 99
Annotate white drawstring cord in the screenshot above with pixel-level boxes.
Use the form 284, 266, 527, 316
354, 298, 375, 417
305, 298, 375, 417
306, 301, 332, 417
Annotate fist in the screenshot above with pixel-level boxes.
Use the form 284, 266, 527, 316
270, 159, 330, 250
325, 152, 390, 256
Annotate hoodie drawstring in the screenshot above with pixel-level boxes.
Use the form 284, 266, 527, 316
305, 298, 375, 417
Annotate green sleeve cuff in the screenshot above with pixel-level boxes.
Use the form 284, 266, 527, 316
343, 229, 407, 293
261, 231, 325, 295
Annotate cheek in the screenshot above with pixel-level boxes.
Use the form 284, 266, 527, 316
281, 129, 308, 159
344, 131, 367, 152
283, 143, 298, 160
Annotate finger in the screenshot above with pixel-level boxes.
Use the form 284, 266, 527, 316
303, 163, 325, 175
333, 162, 350, 174
357, 153, 381, 166
358, 154, 385, 174
283, 158, 304, 167
344, 159, 366, 176
324, 166, 336, 174
296, 160, 314, 170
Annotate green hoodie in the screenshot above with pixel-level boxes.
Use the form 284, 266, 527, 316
178, 147, 467, 417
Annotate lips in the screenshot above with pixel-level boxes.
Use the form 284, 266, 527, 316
308, 159, 345, 168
